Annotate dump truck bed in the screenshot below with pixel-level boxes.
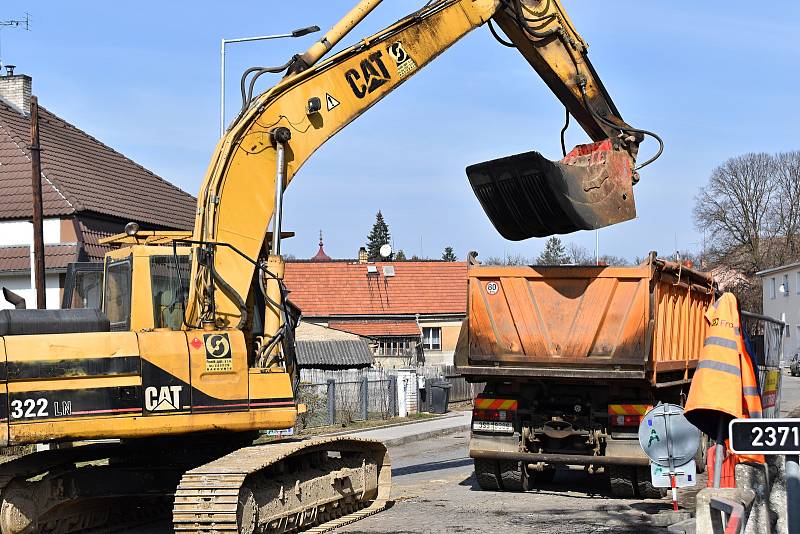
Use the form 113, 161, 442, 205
456, 256, 715, 384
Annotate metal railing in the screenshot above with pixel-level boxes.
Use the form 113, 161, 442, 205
296, 375, 395, 431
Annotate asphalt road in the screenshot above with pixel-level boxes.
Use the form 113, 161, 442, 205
338, 430, 670, 534
116, 373, 800, 533
781, 370, 800, 416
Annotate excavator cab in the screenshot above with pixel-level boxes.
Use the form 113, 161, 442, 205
467, 139, 636, 239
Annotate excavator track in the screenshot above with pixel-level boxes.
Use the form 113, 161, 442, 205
173, 436, 391, 534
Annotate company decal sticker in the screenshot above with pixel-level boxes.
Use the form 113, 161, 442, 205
387, 41, 417, 78
204, 333, 233, 372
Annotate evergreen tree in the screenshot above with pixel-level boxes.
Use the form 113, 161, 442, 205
395, 249, 407, 261
441, 246, 457, 262
366, 210, 392, 260
536, 237, 569, 265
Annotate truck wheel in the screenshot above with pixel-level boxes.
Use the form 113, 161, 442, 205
695, 434, 708, 474
636, 467, 666, 499
499, 461, 527, 492
608, 466, 637, 498
474, 459, 502, 491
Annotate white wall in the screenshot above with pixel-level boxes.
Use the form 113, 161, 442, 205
0, 219, 64, 310
0, 273, 62, 310
0, 219, 61, 246
762, 267, 800, 356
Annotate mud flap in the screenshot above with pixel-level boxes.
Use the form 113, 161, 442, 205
466, 140, 636, 240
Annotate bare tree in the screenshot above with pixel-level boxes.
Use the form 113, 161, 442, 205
693, 152, 777, 274
773, 151, 800, 261
483, 253, 530, 266
598, 254, 631, 266
567, 243, 594, 265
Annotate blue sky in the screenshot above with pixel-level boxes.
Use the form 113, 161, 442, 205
2, 1, 798, 261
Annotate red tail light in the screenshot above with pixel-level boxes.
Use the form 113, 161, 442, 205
611, 415, 643, 427
472, 409, 513, 422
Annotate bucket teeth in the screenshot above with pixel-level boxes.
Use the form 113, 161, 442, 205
467, 143, 636, 240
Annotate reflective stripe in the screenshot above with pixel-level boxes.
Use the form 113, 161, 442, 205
697, 359, 741, 377
748, 411, 762, 418
742, 386, 760, 396
733, 327, 740, 336
704, 336, 738, 350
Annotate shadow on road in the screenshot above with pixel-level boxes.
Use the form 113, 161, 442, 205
457, 465, 682, 509
392, 457, 473, 477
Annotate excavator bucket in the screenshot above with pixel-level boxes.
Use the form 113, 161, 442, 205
467, 140, 636, 240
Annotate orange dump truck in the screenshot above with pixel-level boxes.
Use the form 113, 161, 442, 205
454, 252, 714, 497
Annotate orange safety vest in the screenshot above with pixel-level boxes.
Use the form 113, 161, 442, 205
685, 292, 764, 467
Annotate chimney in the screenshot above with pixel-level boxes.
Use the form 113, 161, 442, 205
358, 247, 368, 264
0, 67, 32, 116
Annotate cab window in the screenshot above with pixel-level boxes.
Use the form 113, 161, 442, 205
62, 263, 103, 309
150, 255, 190, 330
103, 258, 132, 331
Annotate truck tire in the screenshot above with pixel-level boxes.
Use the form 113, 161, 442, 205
636, 466, 666, 499
608, 466, 637, 498
499, 461, 527, 492
695, 434, 708, 474
474, 459, 502, 491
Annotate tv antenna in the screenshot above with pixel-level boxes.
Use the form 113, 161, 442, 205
0, 13, 32, 70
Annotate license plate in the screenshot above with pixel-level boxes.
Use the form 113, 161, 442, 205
472, 421, 513, 434
729, 419, 800, 455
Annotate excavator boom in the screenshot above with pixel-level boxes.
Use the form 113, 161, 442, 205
188, 0, 648, 331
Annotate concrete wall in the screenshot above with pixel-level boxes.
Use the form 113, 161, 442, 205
761, 265, 800, 357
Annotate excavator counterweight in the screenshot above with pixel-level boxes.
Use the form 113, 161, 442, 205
467, 139, 636, 239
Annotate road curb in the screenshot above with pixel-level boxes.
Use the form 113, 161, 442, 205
380, 423, 471, 447
315, 411, 466, 439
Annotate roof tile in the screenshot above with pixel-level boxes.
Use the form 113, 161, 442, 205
0, 100, 195, 228
284, 261, 468, 317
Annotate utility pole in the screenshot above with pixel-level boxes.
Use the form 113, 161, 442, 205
30, 95, 45, 309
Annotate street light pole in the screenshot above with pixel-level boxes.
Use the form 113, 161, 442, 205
220, 26, 319, 136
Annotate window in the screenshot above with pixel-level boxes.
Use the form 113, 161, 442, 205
769, 277, 776, 299
797, 326, 800, 349
374, 337, 417, 356
150, 255, 190, 330
797, 272, 800, 295
422, 327, 442, 351
70, 270, 103, 309
103, 258, 132, 331
783, 274, 790, 297
62, 262, 104, 310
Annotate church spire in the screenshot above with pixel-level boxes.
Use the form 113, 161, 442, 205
311, 230, 332, 261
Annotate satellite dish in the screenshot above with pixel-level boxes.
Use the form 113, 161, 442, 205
379, 244, 392, 258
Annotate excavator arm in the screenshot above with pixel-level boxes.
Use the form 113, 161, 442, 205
185, 0, 651, 337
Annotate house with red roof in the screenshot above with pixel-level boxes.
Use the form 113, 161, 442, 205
284, 239, 468, 367
0, 68, 196, 309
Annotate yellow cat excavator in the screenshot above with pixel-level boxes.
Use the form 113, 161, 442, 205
0, 0, 658, 532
